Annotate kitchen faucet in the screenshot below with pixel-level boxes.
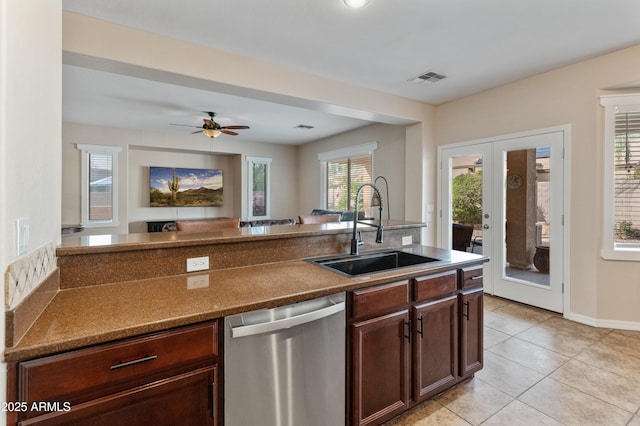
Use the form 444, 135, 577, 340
351, 183, 384, 255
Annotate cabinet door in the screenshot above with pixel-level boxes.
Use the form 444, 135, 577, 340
413, 295, 458, 402
19, 367, 216, 426
459, 288, 483, 378
350, 310, 410, 426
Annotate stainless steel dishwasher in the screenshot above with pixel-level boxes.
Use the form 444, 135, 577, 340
224, 292, 345, 426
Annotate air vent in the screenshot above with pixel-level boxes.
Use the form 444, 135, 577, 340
294, 124, 315, 129
408, 71, 447, 85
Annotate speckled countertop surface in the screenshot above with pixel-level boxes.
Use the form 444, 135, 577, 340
5, 246, 486, 362
57, 220, 425, 255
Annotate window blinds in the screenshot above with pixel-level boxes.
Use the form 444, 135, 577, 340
326, 154, 372, 211
613, 111, 640, 241
88, 152, 114, 221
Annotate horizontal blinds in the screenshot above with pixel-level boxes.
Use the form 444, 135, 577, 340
88, 152, 113, 221
613, 111, 640, 242
349, 155, 372, 211
326, 154, 372, 211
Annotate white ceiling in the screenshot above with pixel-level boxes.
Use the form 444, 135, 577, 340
62, 0, 640, 145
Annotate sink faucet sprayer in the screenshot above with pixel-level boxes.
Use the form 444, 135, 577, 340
351, 183, 384, 255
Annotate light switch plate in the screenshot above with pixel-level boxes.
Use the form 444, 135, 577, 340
186, 256, 209, 272
16, 217, 30, 256
402, 236, 413, 246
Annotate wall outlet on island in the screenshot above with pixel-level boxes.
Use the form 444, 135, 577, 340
402, 236, 413, 246
187, 256, 209, 272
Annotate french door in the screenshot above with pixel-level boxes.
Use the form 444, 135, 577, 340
439, 129, 566, 313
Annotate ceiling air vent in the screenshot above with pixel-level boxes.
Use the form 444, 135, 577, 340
409, 71, 447, 85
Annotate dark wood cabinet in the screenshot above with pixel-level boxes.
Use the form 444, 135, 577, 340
17, 367, 216, 426
11, 321, 220, 426
413, 294, 458, 402
350, 310, 411, 426
458, 266, 484, 379
347, 264, 484, 426
459, 287, 483, 378
348, 281, 410, 426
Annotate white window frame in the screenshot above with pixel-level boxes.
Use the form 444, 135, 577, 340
600, 94, 640, 261
77, 144, 121, 228
247, 156, 272, 220
318, 142, 377, 209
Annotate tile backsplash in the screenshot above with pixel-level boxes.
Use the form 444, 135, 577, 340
5, 241, 57, 310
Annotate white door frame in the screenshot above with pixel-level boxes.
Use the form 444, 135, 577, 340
437, 125, 571, 315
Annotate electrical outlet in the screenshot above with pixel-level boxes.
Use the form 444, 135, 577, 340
187, 274, 209, 290
186, 256, 209, 272
402, 236, 413, 246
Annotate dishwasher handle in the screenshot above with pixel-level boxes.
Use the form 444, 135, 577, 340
230, 300, 345, 338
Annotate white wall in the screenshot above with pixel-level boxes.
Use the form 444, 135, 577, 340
0, 0, 62, 421
62, 123, 300, 234
297, 123, 407, 219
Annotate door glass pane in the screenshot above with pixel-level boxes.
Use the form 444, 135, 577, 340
451, 155, 483, 254
503, 147, 550, 287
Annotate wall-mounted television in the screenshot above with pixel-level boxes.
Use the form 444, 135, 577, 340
149, 167, 223, 207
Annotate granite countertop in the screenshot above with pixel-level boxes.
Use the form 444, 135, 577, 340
57, 220, 426, 255
5, 245, 486, 362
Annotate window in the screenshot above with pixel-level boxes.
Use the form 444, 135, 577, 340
247, 156, 271, 220
600, 94, 640, 260
77, 144, 121, 227
318, 142, 377, 212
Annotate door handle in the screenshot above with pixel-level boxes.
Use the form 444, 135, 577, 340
463, 301, 470, 320
230, 301, 345, 338
404, 321, 411, 341
417, 315, 424, 338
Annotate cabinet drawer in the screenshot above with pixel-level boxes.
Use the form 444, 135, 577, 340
413, 270, 457, 303
350, 281, 409, 321
19, 321, 217, 407
460, 266, 484, 289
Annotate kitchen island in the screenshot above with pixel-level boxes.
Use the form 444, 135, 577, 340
5, 221, 487, 426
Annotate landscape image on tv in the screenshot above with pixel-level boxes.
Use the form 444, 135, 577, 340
150, 167, 223, 207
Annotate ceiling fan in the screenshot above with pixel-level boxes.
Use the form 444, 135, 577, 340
171, 112, 250, 138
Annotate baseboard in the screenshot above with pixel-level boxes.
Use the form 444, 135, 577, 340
564, 311, 640, 331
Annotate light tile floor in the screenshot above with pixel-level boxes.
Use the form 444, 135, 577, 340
386, 295, 640, 426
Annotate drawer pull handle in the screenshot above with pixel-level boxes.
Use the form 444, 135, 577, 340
469, 275, 483, 280
110, 354, 157, 370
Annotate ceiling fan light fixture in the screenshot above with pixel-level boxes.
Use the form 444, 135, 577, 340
203, 129, 222, 138
344, 0, 370, 8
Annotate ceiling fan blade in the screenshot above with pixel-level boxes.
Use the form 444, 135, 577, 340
170, 123, 201, 128
220, 125, 250, 130
221, 130, 239, 136
192, 130, 204, 134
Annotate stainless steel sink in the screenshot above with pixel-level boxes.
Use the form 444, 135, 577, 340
310, 250, 441, 277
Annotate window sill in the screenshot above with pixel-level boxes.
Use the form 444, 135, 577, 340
600, 246, 640, 261
82, 221, 120, 229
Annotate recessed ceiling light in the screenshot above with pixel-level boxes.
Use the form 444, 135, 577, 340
344, 0, 370, 8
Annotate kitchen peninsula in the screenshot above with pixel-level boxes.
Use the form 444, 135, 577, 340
5, 221, 487, 426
